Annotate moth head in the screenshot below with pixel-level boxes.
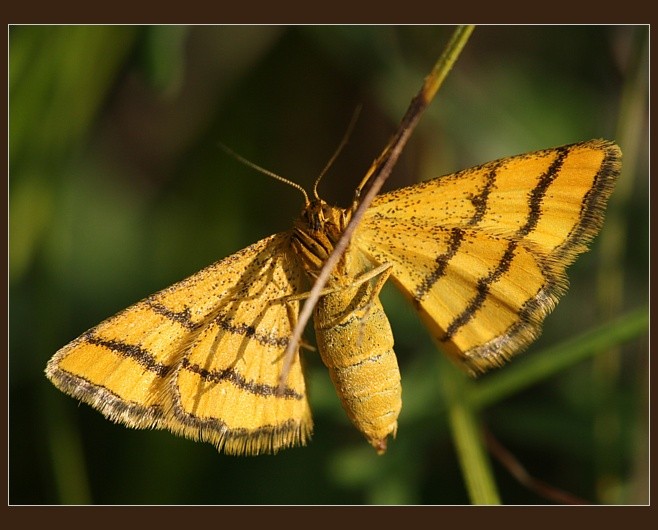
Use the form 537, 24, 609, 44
297, 200, 350, 235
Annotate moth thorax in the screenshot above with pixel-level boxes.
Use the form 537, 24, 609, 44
291, 200, 351, 277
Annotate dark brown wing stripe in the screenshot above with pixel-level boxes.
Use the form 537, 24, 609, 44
516, 145, 569, 238
468, 161, 501, 227
441, 240, 518, 342
148, 300, 197, 330
215, 315, 290, 348
180, 357, 303, 400
414, 227, 464, 301
85, 334, 172, 377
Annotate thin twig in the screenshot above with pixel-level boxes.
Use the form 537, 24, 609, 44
484, 428, 591, 505
278, 25, 475, 390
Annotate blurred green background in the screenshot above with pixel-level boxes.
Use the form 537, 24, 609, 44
9, 25, 648, 505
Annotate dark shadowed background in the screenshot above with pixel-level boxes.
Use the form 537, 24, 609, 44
10, 25, 648, 505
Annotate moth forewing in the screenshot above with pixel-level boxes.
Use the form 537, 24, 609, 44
354, 139, 621, 375
46, 234, 315, 456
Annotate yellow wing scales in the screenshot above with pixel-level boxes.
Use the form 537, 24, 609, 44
46, 234, 313, 455
355, 140, 620, 373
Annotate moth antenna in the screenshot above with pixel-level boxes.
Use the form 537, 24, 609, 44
219, 142, 310, 205
312, 105, 362, 201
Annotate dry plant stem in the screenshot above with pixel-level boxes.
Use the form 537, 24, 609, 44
278, 25, 475, 390
485, 429, 590, 505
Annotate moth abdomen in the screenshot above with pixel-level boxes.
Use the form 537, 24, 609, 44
314, 284, 401, 454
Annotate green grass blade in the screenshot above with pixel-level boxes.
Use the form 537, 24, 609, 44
441, 360, 501, 504
468, 307, 648, 410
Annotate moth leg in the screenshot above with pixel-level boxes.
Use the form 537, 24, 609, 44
353, 263, 394, 347
283, 298, 315, 352
354, 262, 393, 292
347, 262, 394, 318
285, 263, 393, 303
285, 286, 338, 303
361, 262, 393, 294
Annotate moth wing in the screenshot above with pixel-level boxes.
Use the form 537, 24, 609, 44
354, 140, 620, 373
46, 233, 313, 455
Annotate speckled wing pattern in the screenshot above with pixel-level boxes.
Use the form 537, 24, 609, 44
46, 233, 313, 455
353, 140, 621, 374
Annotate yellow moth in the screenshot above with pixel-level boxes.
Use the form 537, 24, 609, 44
45, 41, 621, 456
45, 136, 620, 455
